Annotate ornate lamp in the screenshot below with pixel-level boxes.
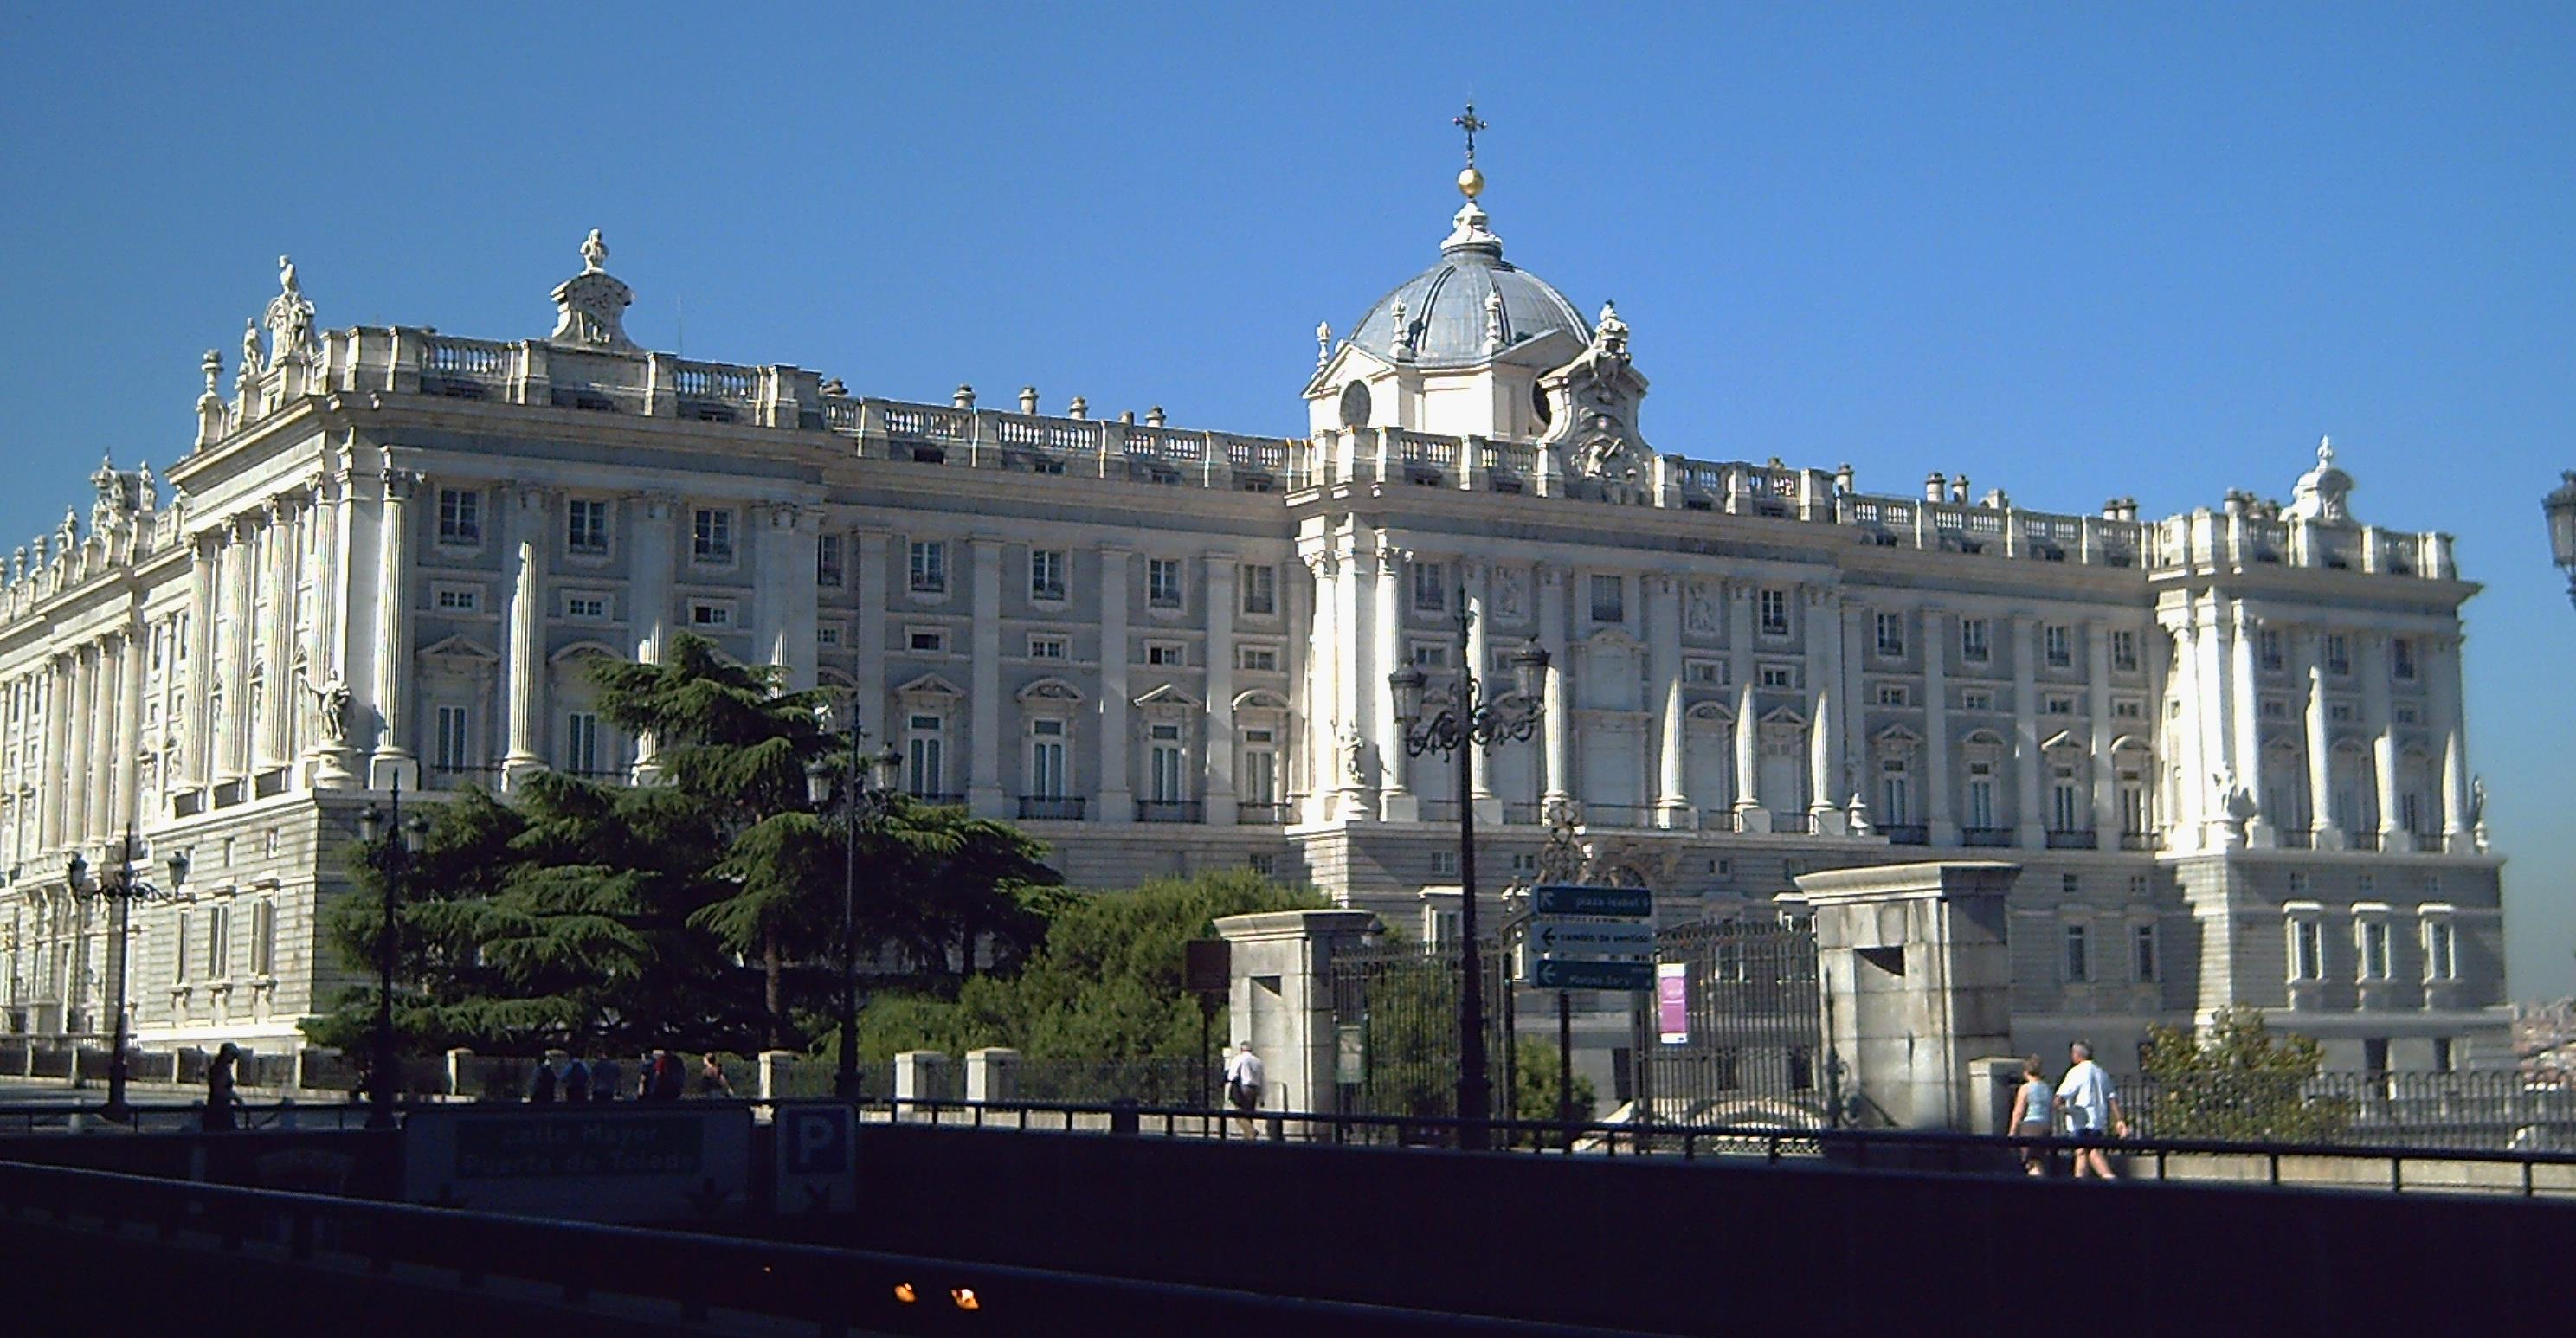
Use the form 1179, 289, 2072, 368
2546, 473, 2576, 608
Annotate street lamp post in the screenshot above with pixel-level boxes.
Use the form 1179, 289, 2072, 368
1388, 595, 1549, 1151
808, 724, 904, 1103
357, 778, 429, 1131
66, 833, 189, 1123
2544, 473, 2576, 609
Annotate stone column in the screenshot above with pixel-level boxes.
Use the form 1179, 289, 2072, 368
1797, 860, 2020, 1132
1094, 545, 1132, 823
626, 493, 678, 783
750, 504, 796, 678
39, 656, 66, 852
2361, 633, 2402, 852
2229, 604, 2268, 845
2087, 620, 2116, 839
499, 486, 547, 787
65, 646, 93, 844
1302, 550, 1342, 822
370, 466, 420, 786
306, 473, 344, 686
1335, 546, 1369, 819
2431, 633, 2470, 849
1203, 553, 1238, 826
218, 523, 255, 782
260, 500, 296, 768
1921, 606, 1952, 845
967, 536, 1007, 819
114, 627, 144, 833
2302, 628, 2340, 848
1650, 573, 1688, 827
2158, 611, 2202, 848
2197, 596, 2234, 846
1373, 546, 1412, 817
1537, 564, 1571, 811
782, 511, 820, 692
1464, 561, 1495, 811
1806, 585, 1841, 831
187, 537, 217, 788
2010, 614, 2042, 848
1729, 580, 1763, 829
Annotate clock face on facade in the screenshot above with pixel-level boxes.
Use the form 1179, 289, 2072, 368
1339, 381, 1373, 429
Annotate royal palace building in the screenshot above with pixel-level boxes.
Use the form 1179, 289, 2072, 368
0, 173, 2509, 1069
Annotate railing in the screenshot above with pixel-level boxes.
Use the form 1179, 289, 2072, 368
1234, 802, 1288, 825
1882, 824, 1929, 846
1961, 826, 2015, 848
2045, 828, 2097, 850
2277, 828, 2315, 850
1136, 801, 1203, 824
1501, 802, 1546, 825
2350, 831, 2384, 852
671, 360, 757, 403
1420, 799, 1459, 823
1699, 807, 1741, 833
419, 335, 512, 379
1578, 804, 1652, 829
2118, 831, 2161, 852
1017, 796, 1085, 820
905, 791, 966, 807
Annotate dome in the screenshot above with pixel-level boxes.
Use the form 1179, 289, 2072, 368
1343, 200, 1590, 369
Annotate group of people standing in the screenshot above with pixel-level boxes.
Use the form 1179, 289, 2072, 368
525, 1049, 735, 1104
2006, 1041, 2132, 1178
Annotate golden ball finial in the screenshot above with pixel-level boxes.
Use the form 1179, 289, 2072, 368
1457, 166, 1484, 199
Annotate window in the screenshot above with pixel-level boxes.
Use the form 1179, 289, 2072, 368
1145, 641, 1185, 667
1408, 642, 1449, 669
1413, 563, 1447, 613
1147, 558, 1183, 609
1246, 852, 1276, 876
2328, 702, 2355, 723
2424, 919, 2457, 981
2432, 1038, 2456, 1073
1758, 665, 1794, 690
689, 601, 733, 629
815, 533, 845, 588
817, 623, 845, 648
1027, 718, 1067, 799
172, 910, 190, 984
1878, 758, 1910, 826
1961, 617, 1991, 663
2325, 634, 2351, 676
2133, 923, 2158, 982
1029, 634, 1068, 661
1686, 659, 1727, 685
2061, 872, 2081, 897
1432, 849, 1460, 877
2259, 629, 2284, 672
2045, 625, 2071, 668
692, 508, 735, 563
2393, 702, 2420, 725
2359, 920, 2392, 981
2289, 917, 2323, 981
206, 904, 230, 981
907, 627, 947, 653
2288, 872, 2310, 896
564, 591, 609, 621
1591, 575, 1626, 624
1875, 685, 1910, 707
1758, 589, 1788, 636
1238, 645, 1279, 672
905, 714, 945, 796
2363, 1038, 2390, 1076
1029, 550, 1066, 602
1511, 852, 1540, 876
249, 900, 275, 978
1961, 689, 1994, 711
433, 583, 481, 613
2110, 629, 2138, 672
2064, 924, 2090, 983
564, 711, 602, 774
1874, 613, 1904, 658
2392, 637, 2417, 680
1966, 762, 1996, 828
2128, 873, 2150, 898
2120, 771, 2148, 834
566, 499, 609, 556
2044, 693, 2076, 716
1240, 563, 1277, 616
434, 705, 472, 770
1240, 727, 1278, 806
437, 488, 481, 545
908, 540, 947, 595
2112, 698, 2145, 720
1149, 722, 1188, 802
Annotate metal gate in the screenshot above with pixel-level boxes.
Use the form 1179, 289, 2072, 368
1326, 942, 1514, 1124
1633, 918, 1834, 1129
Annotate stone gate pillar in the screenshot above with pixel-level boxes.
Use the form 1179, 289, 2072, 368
1213, 909, 1380, 1116
1794, 860, 2019, 1132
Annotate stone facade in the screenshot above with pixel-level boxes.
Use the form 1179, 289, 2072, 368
0, 185, 2509, 1067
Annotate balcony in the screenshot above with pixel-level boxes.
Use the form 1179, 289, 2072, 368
1882, 824, 1929, 846
1136, 801, 1204, 824
2349, 831, 2383, 852
2045, 828, 2097, 851
1017, 796, 1085, 820
2277, 828, 2315, 850
1502, 802, 1546, 825
1700, 807, 1742, 833
2117, 831, 2162, 852
1235, 802, 1288, 825
907, 791, 967, 808
1581, 804, 1653, 829
1961, 827, 2014, 848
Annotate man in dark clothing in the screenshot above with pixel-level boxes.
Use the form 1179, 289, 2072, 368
526, 1059, 557, 1104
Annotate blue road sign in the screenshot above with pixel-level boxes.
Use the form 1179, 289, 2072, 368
1531, 957, 1657, 991
779, 1104, 852, 1175
1530, 884, 1653, 918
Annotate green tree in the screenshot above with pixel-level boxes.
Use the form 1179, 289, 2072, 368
2140, 1005, 2353, 1142
1511, 1036, 1599, 1129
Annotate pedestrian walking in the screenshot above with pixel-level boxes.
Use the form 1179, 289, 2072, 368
560, 1055, 591, 1103
2054, 1041, 2129, 1179
526, 1056, 558, 1104
698, 1052, 734, 1098
1222, 1041, 1265, 1140
590, 1053, 621, 1103
647, 1049, 685, 1101
2005, 1055, 2055, 1175
201, 1043, 241, 1132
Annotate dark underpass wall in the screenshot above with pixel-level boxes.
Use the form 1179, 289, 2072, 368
830, 1123, 2576, 1337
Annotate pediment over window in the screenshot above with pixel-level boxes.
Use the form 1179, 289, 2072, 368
418, 634, 499, 666
2109, 733, 2152, 755
1233, 689, 1291, 712
1133, 683, 1203, 711
894, 672, 966, 700
548, 639, 624, 666
1684, 702, 1733, 724
1873, 724, 1922, 756
1018, 677, 1086, 704
1758, 704, 1807, 728
2041, 729, 2086, 753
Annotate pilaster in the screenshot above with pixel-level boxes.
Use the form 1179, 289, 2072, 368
967, 536, 1007, 819
1203, 552, 1239, 826
1093, 545, 1133, 823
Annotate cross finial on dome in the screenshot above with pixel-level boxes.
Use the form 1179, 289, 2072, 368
2317, 434, 2334, 466
1452, 101, 1488, 200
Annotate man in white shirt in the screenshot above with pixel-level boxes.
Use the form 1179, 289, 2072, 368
1222, 1042, 1265, 1140
2055, 1040, 2130, 1179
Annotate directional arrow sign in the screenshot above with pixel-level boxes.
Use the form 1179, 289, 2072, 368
1530, 921, 1656, 955
1530, 884, 1653, 918
1530, 958, 1657, 992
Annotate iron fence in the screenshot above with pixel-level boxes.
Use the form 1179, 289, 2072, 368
1015, 1056, 1206, 1106
1327, 941, 1514, 1128
2119, 1068, 2576, 1150
1638, 920, 1832, 1129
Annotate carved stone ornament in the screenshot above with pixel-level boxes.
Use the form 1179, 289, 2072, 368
1568, 411, 1651, 505
549, 228, 638, 351
263, 255, 318, 361
1685, 579, 1717, 634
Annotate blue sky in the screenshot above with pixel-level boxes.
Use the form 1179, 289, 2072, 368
3, 3, 2572, 994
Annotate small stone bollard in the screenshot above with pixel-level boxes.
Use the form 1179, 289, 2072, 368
1110, 1098, 1140, 1136
447, 1048, 475, 1098
964, 1047, 1020, 1104
758, 1050, 797, 1102
892, 1051, 950, 1116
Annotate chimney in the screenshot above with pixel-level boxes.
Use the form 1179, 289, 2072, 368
1925, 471, 1946, 503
